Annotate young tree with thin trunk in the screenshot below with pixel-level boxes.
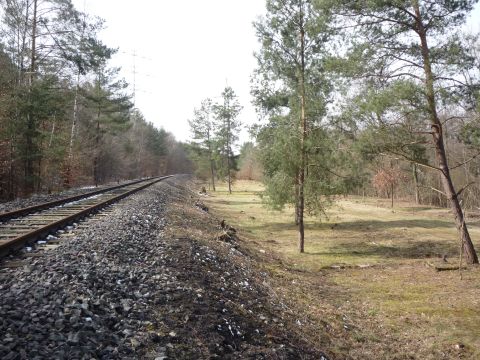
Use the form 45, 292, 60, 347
328, 0, 480, 263
188, 98, 217, 191
254, 0, 353, 253
213, 86, 242, 194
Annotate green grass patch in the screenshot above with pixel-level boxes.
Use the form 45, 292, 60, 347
204, 180, 480, 358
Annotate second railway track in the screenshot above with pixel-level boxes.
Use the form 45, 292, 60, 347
0, 176, 171, 257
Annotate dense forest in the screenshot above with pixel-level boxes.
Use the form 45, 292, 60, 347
0, 0, 191, 201
189, 0, 480, 263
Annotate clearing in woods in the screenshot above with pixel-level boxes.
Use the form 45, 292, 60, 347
203, 180, 480, 359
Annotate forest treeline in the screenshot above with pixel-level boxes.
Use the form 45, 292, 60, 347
189, 0, 480, 263
0, 0, 191, 200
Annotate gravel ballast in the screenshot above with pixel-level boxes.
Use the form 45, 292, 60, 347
0, 179, 143, 213
0, 176, 327, 359
0, 180, 172, 359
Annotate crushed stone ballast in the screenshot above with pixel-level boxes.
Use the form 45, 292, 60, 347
0, 176, 172, 257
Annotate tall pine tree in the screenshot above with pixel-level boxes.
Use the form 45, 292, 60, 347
253, 0, 354, 253
213, 86, 242, 194
327, 0, 480, 263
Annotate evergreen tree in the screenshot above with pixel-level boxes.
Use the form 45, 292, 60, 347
82, 66, 132, 186
63, 14, 115, 187
0, 0, 114, 193
327, 0, 480, 263
0, 45, 19, 198
253, 0, 355, 253
213, 86, 242, 194
121, 110, 168, 179
0, 0, 178, 197
188, 98, 217, 190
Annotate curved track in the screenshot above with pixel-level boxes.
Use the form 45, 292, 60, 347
0, 176, 171, 257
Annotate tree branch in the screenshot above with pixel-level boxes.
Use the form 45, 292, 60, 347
449, 151, 480, 170
456, 182, 475, 198
381, 150, 442, 172
306, 164, 350, 179
419, 185, 447, 197
441, 115, 467, 126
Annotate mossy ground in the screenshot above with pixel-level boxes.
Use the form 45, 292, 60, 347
203, 180, 480, 359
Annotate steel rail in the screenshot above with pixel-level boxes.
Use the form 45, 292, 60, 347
0, 177, 159, 223
0, 176, 171, 257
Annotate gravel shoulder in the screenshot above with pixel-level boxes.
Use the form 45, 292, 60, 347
0, 176, 327, 359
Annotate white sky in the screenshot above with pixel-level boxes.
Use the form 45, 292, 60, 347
74, 0, 266, 143
73, 1, 480, 144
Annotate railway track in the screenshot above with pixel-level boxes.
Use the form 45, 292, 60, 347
0, 176, 171, 257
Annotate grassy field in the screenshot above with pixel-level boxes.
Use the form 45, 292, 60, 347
203, 180, 480, 359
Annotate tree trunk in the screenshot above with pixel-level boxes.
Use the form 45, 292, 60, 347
65, 71, 81, 188
413, 163, 420, 204
24, 118, 35, 194
206, 130, 216, 191
30, 0, 37, 83
226, 98, 232, 194
210, 158, 216, 191
227, 155, 232, 194
48, 114, 56, 148
391, 183, 394, 208
18, 1, 30, 85
297, 11, 306, 254
8, 140, 14, 199
24, 0, 38, 195
413, 0, 478, 264
93, 114, 100, 187
462, 148, 469, 184
37, 155, 42, 192
298, 167, 305, 253
295, 172, 300, 225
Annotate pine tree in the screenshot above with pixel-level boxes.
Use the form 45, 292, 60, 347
213, 86, 242, 194
188, 98, 217, 190
328, 0, 480, 263
0, 45, 17, 199
82, 67, 132, 186
0, 0, 114, 193
253, 0, 352, 253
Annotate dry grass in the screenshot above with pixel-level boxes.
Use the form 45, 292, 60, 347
203, 180, 480, 359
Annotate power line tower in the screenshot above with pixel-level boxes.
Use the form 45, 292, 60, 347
120, 49, 155, 109
132, 49, 136, 109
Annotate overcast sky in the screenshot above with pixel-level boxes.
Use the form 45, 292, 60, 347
73, 0, 265, 143
73, 1, 480, 143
